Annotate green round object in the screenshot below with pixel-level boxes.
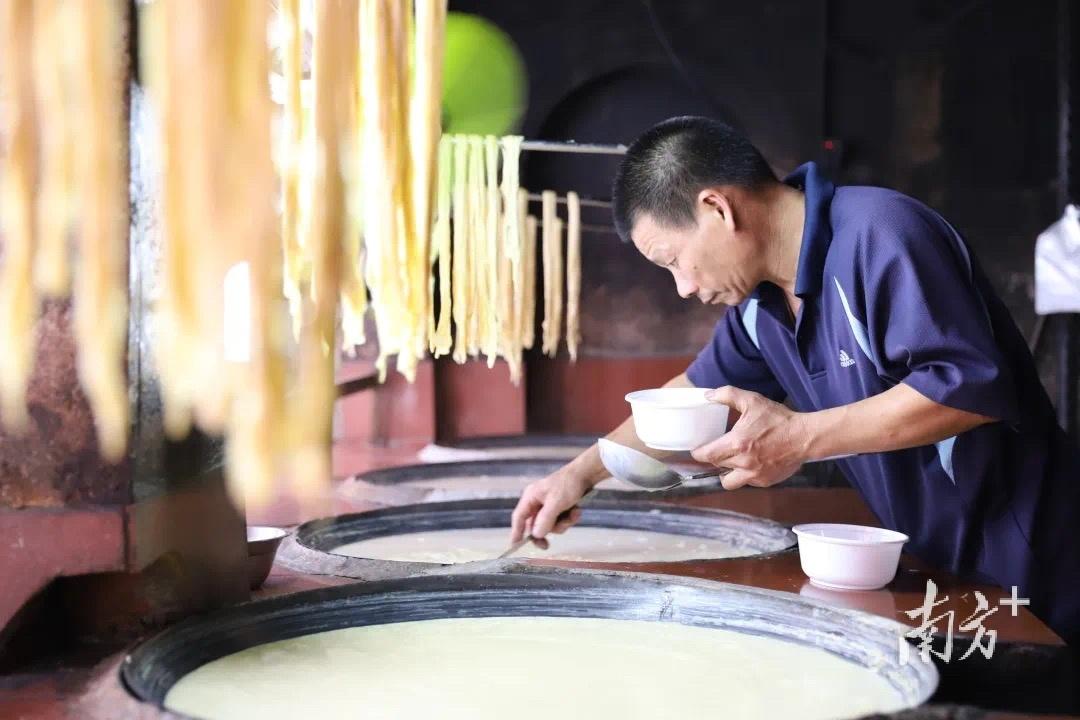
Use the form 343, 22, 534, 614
442, 13, 527, 136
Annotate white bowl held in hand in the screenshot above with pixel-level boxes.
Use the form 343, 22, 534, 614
624, 387, 730, 451
792, 523, 909, 591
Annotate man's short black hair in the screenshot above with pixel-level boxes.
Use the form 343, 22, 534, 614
612, 116, 776, 243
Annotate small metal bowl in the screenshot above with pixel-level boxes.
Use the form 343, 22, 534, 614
246, 525, 288, 590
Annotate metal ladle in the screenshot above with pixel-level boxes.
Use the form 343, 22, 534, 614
597, 438, 726, 491
501, 438, 833, 558
598, 438, 854, 491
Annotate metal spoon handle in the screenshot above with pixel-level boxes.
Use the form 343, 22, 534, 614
685, 455, 854, 482
685, 468, 730, 480
497, 536, 532, 559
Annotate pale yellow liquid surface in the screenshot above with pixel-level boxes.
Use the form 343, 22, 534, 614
164, 616, 905, 720
332, 526, 753, 563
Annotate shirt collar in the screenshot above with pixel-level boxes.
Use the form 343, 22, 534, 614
783, 161, 835, 298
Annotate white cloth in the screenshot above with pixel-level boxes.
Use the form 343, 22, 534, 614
1035, 205, 1080, 315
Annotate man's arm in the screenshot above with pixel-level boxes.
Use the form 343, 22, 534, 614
509, 372, 694, 543
511, 294, 785, 543
691, 383, 995, 490
804, 383, 993, 459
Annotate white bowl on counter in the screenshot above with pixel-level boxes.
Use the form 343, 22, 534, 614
624, 387, 729, 451
792, 523, 909, 591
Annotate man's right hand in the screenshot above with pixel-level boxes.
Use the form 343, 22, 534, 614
509, 467, 593, 547
509, 373, 696, 546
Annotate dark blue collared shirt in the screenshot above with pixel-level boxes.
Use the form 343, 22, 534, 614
687, 162, 1080, 643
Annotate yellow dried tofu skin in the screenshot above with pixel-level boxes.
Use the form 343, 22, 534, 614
430, 134, 454, 356
521, 195, 537, 351
279, 0, 308, 341
0, 0, 131, 456
466, 135, 485, 357
565, 191, 582, 362
451, 135, 470, 363
0, 0, 38, 432
499, 139, 524, 381
540, 190, 558, 356
1, 0, 619, 512
71, 0, 130, 460
31, 0, 74, 298
409, 0, 446, 359
222, 0, 284, 507
550, 215, 564, 356
482, 135, 500, 366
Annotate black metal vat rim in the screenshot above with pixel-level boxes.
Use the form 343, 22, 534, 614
444, 433, 599, 449
350, 457, 849, 491
357, 458, 579, 485
295, 497, 798, 560
120, 567, 939, 713
344, 457, 733, 504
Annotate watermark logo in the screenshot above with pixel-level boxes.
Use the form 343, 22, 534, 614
899, 580, 1029, 664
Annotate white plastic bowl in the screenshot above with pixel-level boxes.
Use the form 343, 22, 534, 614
792, 523, 909, 591
624, 387, 729, 451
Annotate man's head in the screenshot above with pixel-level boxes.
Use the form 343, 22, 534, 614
612, 116, 778, 306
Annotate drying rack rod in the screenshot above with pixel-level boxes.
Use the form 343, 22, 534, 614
519, 140, 628, 156
525, 192, 612, 209
518, 139, 623, 233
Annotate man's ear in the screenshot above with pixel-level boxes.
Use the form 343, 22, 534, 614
698, 188, 736, 232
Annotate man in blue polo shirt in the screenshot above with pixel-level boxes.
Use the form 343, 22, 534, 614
510, 115, 1080, 646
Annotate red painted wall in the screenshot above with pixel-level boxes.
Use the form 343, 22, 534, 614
526, 355, 693, 434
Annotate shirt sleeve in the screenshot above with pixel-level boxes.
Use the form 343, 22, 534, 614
858, 198, 1019, 425
686, 302, 786, 401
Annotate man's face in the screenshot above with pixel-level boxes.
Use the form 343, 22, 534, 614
630, 200, 760, 307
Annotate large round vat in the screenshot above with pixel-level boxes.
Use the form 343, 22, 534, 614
122, 569, 938, 719
280, 498, 798, 579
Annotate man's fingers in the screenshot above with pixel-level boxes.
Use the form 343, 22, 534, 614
747, 474, 775, 488
551, 508, 582, 534
703, 385, 756, 414
520, 517, 550, 550
691, 433, 743, 466
510, 492, 542, 542
720, 468, 753, 490
532, 499, 576, 540
531, 505, 559, 540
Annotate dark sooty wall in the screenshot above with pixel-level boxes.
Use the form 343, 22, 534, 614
448, 0, 1067, 426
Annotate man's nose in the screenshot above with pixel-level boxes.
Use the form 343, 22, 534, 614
673, 272, 697, 299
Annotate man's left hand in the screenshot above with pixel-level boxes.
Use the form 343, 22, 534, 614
690, 386, 811, 490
